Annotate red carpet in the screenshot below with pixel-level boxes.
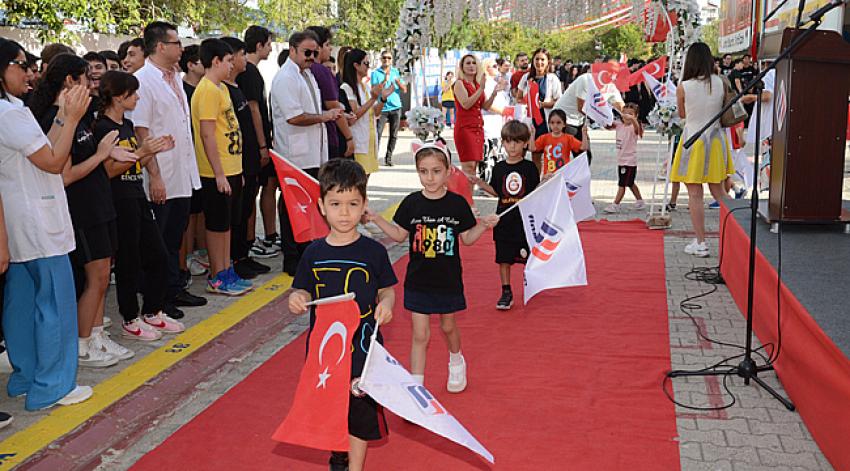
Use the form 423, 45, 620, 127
131, 220, 680, 470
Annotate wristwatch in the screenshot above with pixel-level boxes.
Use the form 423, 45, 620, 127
54, 117, 65, 127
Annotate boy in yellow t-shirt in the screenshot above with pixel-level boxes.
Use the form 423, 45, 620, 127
191, 38, 250, 296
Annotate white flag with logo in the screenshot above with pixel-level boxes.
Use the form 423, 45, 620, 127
642, 71, 676, 104
560, 153, 595, 222
519, 172, 588, 303
358, 340, 494, 464
582, 77, 614, 127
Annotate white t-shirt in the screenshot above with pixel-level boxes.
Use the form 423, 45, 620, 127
483, 78, 508, 140
270, 59, 328, 170
340, 81, 375, 155
746, 69, 775, 144
555, 73, 624, 124
130, 60, 201, 200
0, 96, 75, 262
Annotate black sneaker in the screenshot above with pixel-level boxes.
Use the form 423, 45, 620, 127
234, 259, 259, 280
496, 291, 513, 310
329, 451, 349, 471
162, 304, 185, 320
282, 260, 298, 277
250, 239, 279, 259
173, 289, 207, 307
245, 258, 271, 274
180, 269, 192, 290
384, 156, 393, 167
0, 411, 12, 429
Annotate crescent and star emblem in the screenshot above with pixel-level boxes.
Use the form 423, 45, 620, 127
284, 177, 312, 213
647, 63, 661, 76
316, 321, 348, 389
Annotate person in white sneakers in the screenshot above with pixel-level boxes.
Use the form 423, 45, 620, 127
604, 103, 645, 214
0, 38, 93, 409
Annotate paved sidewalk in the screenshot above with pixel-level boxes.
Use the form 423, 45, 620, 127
0, 128, 844, 470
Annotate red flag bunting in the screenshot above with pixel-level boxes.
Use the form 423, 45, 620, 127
629, 56, 668, 87
591, 62, 631, 92
527, 80, 544, 126
270, 150, 330, 243
272, 299, 361, 451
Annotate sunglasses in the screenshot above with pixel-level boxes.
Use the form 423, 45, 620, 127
302, 49, 320, 58
359, 61, 370, 67
8, 60, 28, 71
381, 56, 392, 60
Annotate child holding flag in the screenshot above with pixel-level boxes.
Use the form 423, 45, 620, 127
287, 159, 398, 471
365, 142, 498, 393
529, 109, 588, 176
470, 120, 540, 310
604, 103, 645, 213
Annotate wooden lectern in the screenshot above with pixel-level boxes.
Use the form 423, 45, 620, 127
768, 28, 850, 222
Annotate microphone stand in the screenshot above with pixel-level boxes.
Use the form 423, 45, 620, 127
668, 0, 845, 411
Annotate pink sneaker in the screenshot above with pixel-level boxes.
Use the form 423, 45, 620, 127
143, 312, 185, 334
122, 317, 163, 341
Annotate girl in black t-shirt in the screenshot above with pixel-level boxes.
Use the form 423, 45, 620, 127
366, 142, 499, 394
95, 71, 183, 345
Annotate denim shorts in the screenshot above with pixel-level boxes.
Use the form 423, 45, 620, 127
404, 288, 466, 315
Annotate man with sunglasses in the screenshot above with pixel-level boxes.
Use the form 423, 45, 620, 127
270, 30, 343, 273
370, 51, 406, 166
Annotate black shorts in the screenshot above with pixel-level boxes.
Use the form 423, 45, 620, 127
442, 101, 455, 109
618, 165, 637, 187
200, 174, 243, 232
495, 238, 529, 265
404, 289, 466, 315
258, 161, 277, 187
190, 188, 204, 215
71, 219, 118, 265
349, 394, 387, 441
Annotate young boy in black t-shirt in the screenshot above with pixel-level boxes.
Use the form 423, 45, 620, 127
472, 120, 540, 310
288, 159, 397, 471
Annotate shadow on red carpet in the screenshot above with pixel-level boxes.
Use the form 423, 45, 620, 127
130, 220, 680, 470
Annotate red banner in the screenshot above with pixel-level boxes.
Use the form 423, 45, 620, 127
527, 80, 544, 126
645, 7, 677, 43
272, 299, 361, 451
591, 62, 631, 92
270, 150, 330, 243
629, 56, 668, 87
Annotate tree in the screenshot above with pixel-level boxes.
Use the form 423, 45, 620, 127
336, 0, 403, 51
701, 19, 720, 56
596, 23, 653, 60
257, 0, 333, 33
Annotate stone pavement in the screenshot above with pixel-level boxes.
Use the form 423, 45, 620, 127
1, 128, 845, 470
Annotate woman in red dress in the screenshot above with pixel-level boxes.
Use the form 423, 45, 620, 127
452, 54, 506, 186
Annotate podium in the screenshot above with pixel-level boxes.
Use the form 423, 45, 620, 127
767, 28, 850, 223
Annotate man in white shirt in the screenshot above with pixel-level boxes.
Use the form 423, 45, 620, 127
269, 30, 342, 273
132, 21, 206, 316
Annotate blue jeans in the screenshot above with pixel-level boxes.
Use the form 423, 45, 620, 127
3, 254, 79, 410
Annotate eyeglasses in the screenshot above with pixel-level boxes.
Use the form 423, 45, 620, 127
163, 40, 182, 47
302, 48, 320, 58
8, 60, 28, 71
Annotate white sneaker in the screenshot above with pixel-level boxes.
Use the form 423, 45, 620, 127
103, 316, 113, 329
78, 337, 119, 368
603, 203, 621, 213
684, 239, 710, 258
96, 330, 135, 361
634, 200, 646, 210
122, 317, 163, 341
187, 253, 210, 276
143, 312, 185, 333
55, 385, 93, 407
447, 356, 468, 393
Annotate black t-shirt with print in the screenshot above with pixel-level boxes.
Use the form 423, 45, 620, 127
235, 62, 271, 144
393, 191, 477, 295
38, 105, 116, 229
488, 159, 540, 242
93, 116, 145, 200
293, 236, 398, 378
225, 83, 261, 176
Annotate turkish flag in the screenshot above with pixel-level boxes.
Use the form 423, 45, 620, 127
645, 9, 677, 43
527, 80, 544, 126
272, 299, 361, 451
629, 56, 668, 87
270, 150, 330, 243
591, 62, 631, 93
447, 165, 473, 207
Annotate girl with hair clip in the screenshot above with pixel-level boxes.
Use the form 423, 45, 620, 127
364, 141, 499, 393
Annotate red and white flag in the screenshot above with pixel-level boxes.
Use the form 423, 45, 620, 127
270, 150, 330, 243
359, 335, 495, 464
272, 299, 361, 451
447, 165, 473, 207
642, 71, 676, 104
519, 171, 587, 303
629, 56, 667, 87
591, 62, 631, 92
527, 80, 544, 126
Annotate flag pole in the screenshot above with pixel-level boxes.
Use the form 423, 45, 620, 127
495, 159, 572, 218
356, 322, 381, 390
304, 292, 356, 307
269, 149, 321, 185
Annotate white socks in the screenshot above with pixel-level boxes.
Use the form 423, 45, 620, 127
412, 374, 424, 385
78, 336, 91, 354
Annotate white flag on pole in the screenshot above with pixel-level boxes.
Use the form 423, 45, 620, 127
358, 340, 495, 464
519, 172, 588, 303
560, 153, 595, 222
642, 71, 676, 104
582, 77, 614, 127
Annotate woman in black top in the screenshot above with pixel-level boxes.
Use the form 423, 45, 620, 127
29, 53, 123, 367
95, 70, 182, 344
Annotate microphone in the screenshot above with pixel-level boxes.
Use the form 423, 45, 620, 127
804, 0, 847, 24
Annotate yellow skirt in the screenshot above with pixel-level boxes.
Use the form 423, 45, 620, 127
671, 127, 734, 184
355, 153, 378, 174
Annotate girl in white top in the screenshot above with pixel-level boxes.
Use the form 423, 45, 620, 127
671, 42, 735, 258
517, 48, 563, 136
339, 48, 391, 175
0, 38, 94, 410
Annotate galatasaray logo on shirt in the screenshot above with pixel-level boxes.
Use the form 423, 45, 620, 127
505, 171, 524, 196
